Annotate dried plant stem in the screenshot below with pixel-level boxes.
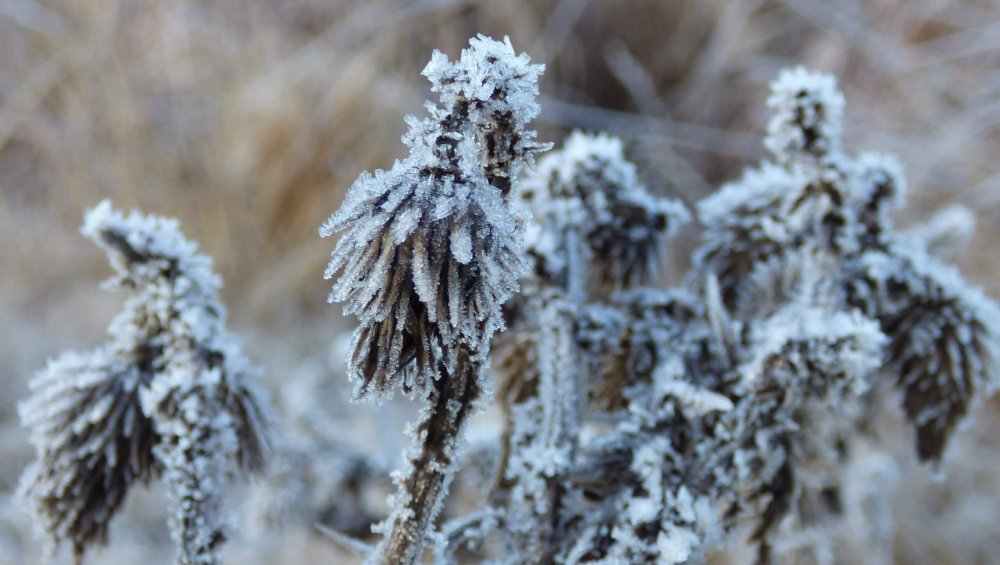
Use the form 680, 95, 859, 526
375, 345, 482, 565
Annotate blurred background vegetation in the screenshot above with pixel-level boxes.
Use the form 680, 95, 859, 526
1, 1, 999, 563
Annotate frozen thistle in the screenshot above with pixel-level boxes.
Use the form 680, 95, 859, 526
320, 34, 547, 400
19, 200, 270, 565
320, 35, 548, 565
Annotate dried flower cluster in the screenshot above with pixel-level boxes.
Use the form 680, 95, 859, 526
319, 62, 998, 564
19, 201, 270, 565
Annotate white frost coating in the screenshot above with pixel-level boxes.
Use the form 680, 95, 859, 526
849, 239, 1000, 459
81, 199, 221, 298
764, 66, 845, 162
692, 157, 848, 309
852, 152, 907, 209
495, 65, 1000, 565
502, 292, 582, 557
652, 369, 734, 416
540, 131, 629, 189
742, 306, 886, 394
656, 523, 701, 563
588, 434, 712, 564
697, 161, 805, 231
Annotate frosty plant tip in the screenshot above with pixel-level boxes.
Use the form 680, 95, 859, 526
320, 35, 549, 564
19, 200, 271, 565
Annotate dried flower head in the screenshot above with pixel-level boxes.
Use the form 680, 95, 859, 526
321, 35, 548, 564
321, 35, 548, 401
847, 243, 1000, 461
20, 200, 270, 565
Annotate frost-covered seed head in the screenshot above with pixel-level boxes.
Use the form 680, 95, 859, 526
847, 243, 1000, 461
320, 35, 548, 565
321, 35, 548, 402
517, 131, 689, 294
424, 35, 544, 127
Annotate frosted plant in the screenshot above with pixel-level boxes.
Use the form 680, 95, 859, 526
320, 35, 548, 564
516, 131, 689, 297
481, 132, 689, 562
494, 291, 581, 559
725, 306, 885, 561
695, 67, 856, 312
310, 55, 998, 564
843, 154, 999, 462
456, 66, 997, 563
19, 200, 270, 565
685, 65, 1000, 554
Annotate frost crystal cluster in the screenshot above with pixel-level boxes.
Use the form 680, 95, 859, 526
320, 35, 548, 564
20, 201, 270, 565
321, 64, 998, 565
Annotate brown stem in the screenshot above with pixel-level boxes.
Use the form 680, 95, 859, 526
374, 344, 482, 565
